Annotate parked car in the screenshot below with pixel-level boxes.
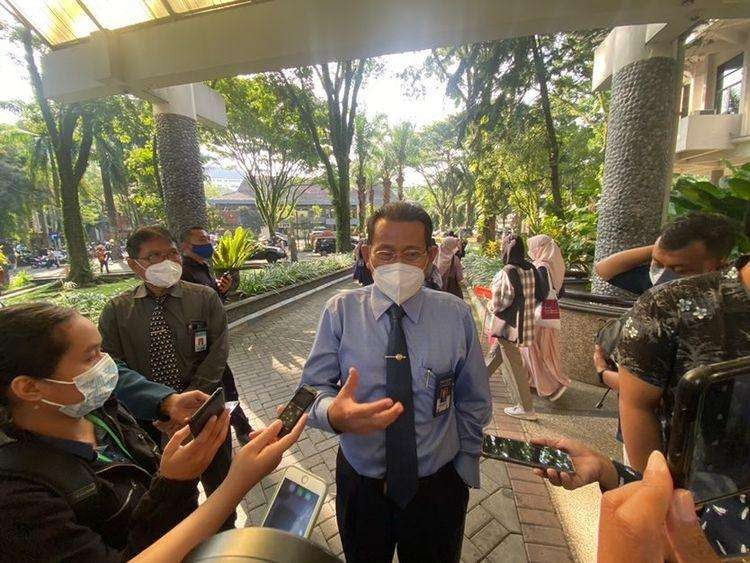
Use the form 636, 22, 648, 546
250, 244, 287, 263
314, 237, 357, 255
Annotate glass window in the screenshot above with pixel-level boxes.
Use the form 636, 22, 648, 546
715, 54, 744, 115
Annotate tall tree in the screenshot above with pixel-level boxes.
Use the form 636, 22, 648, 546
276, 60, 367, 252
209, 76, 317, 241
390, 121, 417, 201
353, 113, 385, 229
21, 28, 94, 284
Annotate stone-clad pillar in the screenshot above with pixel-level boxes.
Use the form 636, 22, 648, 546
154, 111, 207, 235
152, 83, 227, 236
591, 27, 681, 295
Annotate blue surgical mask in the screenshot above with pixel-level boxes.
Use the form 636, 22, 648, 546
192, 243, 214, 261
41, 353, 119, 418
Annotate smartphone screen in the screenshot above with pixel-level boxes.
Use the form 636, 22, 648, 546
278, 385, 318, 437
482, 435, 575, 473
263, 477, 321, 537
686, 375, 750, 504
188, 387, 225, 437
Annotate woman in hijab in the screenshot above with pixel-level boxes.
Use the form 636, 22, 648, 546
487, 234, 547, 420
434, 234, 464, 298
520, 235, 570, 401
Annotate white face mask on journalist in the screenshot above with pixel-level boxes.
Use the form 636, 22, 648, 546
373, 262, 425, 305
144, 259, 183, 288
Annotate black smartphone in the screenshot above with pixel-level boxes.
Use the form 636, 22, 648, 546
482, 434, 575, 473
278, 385, 318, 437
667, 356, 750, 507
188, 387, 225, 437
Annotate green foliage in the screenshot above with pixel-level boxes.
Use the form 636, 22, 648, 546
2, 278, 138, 321
212, 227, 261, 272
671, 163, 750, 253
537, 205, 598, 272
238, 255, 354, 296
8, 270, 34, 290
462, 251, 503, 287
482, 240, 502, 258
0, 249, 7, 266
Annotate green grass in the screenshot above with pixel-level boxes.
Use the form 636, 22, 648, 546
238, 255, 354, 297
2, 278, 139, 322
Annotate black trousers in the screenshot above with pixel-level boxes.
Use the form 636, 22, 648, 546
336, 449, 469, 563
222, 366, 252, 433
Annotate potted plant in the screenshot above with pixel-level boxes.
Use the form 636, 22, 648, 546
212, 227, 260, 293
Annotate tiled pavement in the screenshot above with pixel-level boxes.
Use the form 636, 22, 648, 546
227, 280, 574, 562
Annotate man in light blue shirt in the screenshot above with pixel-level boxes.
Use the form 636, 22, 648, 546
300, 202, 491, 563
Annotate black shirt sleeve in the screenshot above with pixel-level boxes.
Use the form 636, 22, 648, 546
607, 264, 652, 296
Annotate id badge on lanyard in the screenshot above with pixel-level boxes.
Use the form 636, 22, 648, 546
189, 321, 208, 352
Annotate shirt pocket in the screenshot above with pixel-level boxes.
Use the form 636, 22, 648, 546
415, 361, 455, 420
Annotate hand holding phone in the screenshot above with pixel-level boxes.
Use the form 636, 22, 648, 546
482, 435, 575, 474
262, 466, 328, 538
188, 387, 225, 437
278, 385, 318, 437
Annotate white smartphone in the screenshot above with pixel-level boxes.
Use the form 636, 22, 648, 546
261, 466, 328, 538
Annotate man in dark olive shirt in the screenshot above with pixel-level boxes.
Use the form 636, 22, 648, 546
180, 227, 253, 445
594, 213, 735, 296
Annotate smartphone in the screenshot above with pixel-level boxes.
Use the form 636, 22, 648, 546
278, 385, 318, 437
667, 356, 750, 507
261, 466, 328, 538
188, 387, 225, 437
482, 434, 575, 473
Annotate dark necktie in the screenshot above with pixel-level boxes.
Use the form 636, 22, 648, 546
148, 296, 183, 390
385, 304, 418, 508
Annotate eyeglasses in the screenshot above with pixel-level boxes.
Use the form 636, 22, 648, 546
138, 249, 181, 265
374, 249, 427, 265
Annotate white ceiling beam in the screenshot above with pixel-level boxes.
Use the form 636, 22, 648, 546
40, 0, 750, 103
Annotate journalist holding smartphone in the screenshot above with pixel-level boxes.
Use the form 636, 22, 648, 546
300, 203, 492, 563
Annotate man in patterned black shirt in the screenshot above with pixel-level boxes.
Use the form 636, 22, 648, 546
616, 255, 750, 473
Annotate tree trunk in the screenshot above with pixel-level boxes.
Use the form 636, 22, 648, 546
335, 166, 352, 252
480, 214, 496, 243
97, 143, 123, 260
465, 196, 475, 227
59, 166, 93, 284
382, 175, 392, 205
531, 35, 564, 219
368, 182, 375, 213
356, 174, 367, 231
396, 170, 405, 201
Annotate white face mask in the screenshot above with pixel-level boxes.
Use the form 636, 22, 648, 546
144, 259, 182, 288
373, 263, 425, 305
41, 353, 119, 418
649, 263, 679, 286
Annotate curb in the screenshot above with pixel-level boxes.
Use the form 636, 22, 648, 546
226, 267, 353, 327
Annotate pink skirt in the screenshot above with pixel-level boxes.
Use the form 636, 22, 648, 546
519, 327, 570, 396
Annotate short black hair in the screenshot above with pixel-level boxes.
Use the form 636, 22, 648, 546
366, 202, 433, 247
126, 226, 175, 259
0, 303, 78, 404
659, 213, 736, 260
180, 226, 206, 243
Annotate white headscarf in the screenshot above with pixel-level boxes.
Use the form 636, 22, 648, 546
435, 236, 461, 276
527, 235, 565, 291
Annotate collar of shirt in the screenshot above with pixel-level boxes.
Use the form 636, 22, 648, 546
133, 280, 184, 299
11, 427, 97, 462
369, 284, 425, 324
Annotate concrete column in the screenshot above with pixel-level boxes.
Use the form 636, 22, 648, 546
151, 83, 227, 236
591, 26, 682, 295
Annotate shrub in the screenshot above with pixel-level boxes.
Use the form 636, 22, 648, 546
8, 270, 35, 290
238, 255, 353, 297
462, 251, 503, 288
213, 227, 262, 272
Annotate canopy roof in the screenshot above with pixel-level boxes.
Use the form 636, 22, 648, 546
1, 0, 257, 48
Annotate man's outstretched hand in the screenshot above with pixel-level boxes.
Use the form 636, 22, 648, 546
327, 367, 404, 434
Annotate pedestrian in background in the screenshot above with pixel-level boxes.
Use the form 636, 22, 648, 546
520, 235, 570, 402
435, 234, 464, 299
352, 239, 373, 286
486, 234, 547, 420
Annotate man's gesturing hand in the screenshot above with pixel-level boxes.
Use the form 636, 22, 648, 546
327, 367, 404, 434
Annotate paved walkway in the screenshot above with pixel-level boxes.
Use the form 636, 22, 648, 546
227, 280, 574, 562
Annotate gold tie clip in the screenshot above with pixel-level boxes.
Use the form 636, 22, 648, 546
385, 354, 408, 361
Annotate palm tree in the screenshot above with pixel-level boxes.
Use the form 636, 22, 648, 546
390, 121, 417, 201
